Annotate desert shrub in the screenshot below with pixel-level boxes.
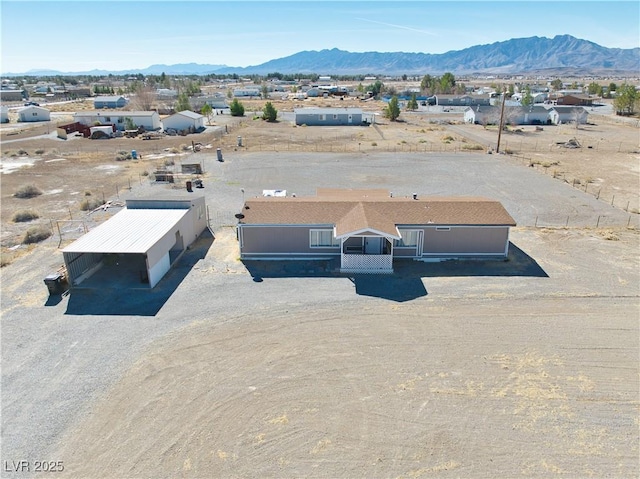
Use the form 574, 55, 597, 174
462, 144, 484, 151
169, 147, 179, 154
79, 197, 105, 211
12, 210, 40, 222
441, 135, 454, 142
164, 158, 175, 166
14, 184, 43, 198
180, 144, 190, 151
84, 190, 92, 196
371, 142, 377, 147
35, 149, 45, 155
1, 254, 13, 268
22, 226, 51, 244
17, 149, 28, 155
141, 170, 149, 176
115, 151, 132, 161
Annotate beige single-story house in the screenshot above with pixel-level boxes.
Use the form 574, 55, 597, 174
162, 110, 206, 132
63, 197, 207, 288
18, 105, 50, 122
74, 110, 161, 131
237, 189, 516, 274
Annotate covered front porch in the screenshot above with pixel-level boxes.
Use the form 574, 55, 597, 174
339, 234, 395, 274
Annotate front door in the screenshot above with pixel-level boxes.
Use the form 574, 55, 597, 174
364, 237, 382, 254
348, 114, 353, 124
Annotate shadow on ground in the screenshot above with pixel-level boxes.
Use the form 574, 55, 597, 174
242, 242, 547, 302
63, 230, 214, 316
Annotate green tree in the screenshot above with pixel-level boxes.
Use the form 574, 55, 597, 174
521, 86, 534, 106
420, 74, 435, 93
124, 117, 136, 130
587, 82, 603, 96
367, 80, 384, 98
201, 103, 213, 124
613, 83, 638, 116
550, 78, 563, 91
261, 83, 269, 100
262, 101, 278, 122
439, 72, 456, 94
384, 96, 401, 121
160, 72, 171, 89
406, 93, 418, 111
229, 98, 245, 117
175, 93, 191, 112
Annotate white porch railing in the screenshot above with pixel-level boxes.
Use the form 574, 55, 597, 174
341, 254, 393, 274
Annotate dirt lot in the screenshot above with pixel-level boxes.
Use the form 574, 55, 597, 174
1, 97, 638, 257
1, 98, 639, 478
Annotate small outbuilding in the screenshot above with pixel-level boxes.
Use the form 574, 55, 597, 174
162, 110, 206, 132
62, 197, 207, 288
294, 108, 363, 126
0, 105, 9, 123
18, 105, 50, 122
548, 106, 588, 125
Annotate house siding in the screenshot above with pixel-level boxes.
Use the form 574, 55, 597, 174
239, 225, 340, 257
421, 226, 509, 256
74, 112, 161, 131
294, 109, 363, 126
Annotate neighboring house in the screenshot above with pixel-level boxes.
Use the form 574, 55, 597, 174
433, 94, 491, 107
237, 189, 516, 274
0, 105, 9, 123
0, 89, 25, 102
162, 110, 206, 132
233, 88, 261, 97
464, 105, 550, 125
62, 197, 207, 289
93, 95, 128, 109
532, 92, 548, 103
156, 88, 178, 99
556, 94, 593, 106
18, 105, 50, 122
74, 111, 161, 131
548, 106, 588, 125
294, 108, 363, 126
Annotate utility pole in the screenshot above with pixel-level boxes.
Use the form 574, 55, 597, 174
496, 89, 507, 153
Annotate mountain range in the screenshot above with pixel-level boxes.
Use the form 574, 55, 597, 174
6, 35, 639, 77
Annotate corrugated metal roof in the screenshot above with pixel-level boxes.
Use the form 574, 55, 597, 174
63, 208, 188, 254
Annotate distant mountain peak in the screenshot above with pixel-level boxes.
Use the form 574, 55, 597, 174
2, 35, 638, 77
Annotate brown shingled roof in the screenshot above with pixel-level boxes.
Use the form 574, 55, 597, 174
240, 190, 516, 234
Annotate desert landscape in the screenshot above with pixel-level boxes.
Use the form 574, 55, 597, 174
1, 92, 639, 478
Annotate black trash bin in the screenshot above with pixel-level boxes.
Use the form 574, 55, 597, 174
44, 273, 65, 295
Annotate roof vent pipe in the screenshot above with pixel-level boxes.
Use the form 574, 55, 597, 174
412, 193, 418, 200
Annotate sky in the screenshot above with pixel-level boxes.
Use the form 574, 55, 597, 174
1, 0, 639, 73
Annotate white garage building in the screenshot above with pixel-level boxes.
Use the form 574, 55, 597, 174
62, 197, 207, 288
18, 105, 50, 122
162, 110, 206, 132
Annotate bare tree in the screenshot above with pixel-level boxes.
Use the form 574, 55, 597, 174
130, 85, 157, 111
